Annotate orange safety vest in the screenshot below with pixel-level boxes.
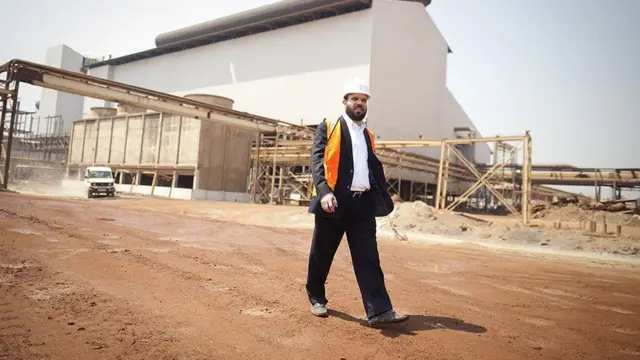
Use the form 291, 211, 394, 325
311, 119, 376, 196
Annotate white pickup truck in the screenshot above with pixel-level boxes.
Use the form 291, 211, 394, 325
84, 166, 116, 198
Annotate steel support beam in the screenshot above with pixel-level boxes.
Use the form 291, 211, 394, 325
522, 132, 532, 224
0, 59, 317, 135
445, 147, 516, 212
0, 82, 9, 162
3, 82, 19, 188
449, 144, 524, 223
32, 74, 276, 133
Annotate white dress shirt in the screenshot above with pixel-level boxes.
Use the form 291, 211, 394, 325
342, 112, 370, 191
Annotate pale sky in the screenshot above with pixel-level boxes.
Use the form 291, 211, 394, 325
2, 0, 639, 197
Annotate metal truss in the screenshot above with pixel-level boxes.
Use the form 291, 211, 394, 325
435, 134, 532, 224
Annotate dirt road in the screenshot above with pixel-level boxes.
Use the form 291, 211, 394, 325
1, 193, 639, 359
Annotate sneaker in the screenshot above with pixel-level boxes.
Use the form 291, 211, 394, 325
367, 310, 409, 326
311, 303, 328, 317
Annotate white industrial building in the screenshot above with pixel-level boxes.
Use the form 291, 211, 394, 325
37, 0, 491, 163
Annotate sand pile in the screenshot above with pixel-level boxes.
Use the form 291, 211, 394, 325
379, 201, 640, 257
534, 203, 587, 221
534, 203, 638, 226
379, 201, 492, 237
487, 226, 640, 256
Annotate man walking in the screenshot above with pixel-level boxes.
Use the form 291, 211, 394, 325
305, 78, 409, 326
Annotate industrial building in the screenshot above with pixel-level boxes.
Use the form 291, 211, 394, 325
38, 0, 491, 163
67, 95, 258, 201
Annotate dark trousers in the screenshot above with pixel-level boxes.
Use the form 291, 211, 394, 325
305, 192, 393, 319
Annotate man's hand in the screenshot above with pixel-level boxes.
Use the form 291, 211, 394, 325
320, 193, 338, 213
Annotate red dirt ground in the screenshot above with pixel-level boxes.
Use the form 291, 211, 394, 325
1, 192, 639, 359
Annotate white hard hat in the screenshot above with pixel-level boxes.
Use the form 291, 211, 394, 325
343, 78, 371, 99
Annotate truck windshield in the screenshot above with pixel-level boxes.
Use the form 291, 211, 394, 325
88, 171, 112, 179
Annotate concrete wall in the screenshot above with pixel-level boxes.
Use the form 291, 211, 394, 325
69, 113, 201, 167
110, 183, 249, 202
83, 65, 115, 112
61, 180, 245, 202
441, 88, 493, 164
369, 0, 449, 159
114, 183, 193, 200
38, 45, 85, 135
86, 10, 373, 125
196, 122, 255, 193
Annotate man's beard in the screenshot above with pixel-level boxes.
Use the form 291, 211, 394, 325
346, 106, 367, 122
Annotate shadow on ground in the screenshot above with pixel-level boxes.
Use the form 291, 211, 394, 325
329, 309, 487, 338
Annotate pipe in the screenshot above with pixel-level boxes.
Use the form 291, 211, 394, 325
478, 164, 636, 173
498, 170, 639, 181
279, 136, 527, 148
33, 74, 276, 133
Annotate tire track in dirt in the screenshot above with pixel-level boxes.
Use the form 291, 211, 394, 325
1, 193, 640, 360
0, 244, 212, 360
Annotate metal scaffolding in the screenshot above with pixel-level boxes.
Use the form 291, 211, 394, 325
249, 129, 538, 223
434, 133, 532, 224
3, 111, 70, 183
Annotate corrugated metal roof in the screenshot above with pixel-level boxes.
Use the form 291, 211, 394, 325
87, 0, 435, 68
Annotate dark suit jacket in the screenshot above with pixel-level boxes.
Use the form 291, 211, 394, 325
308, 116, 394, 218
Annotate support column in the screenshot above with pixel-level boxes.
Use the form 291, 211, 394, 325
594, 168, 599, 202
3, 82, 20, 188
67, 118, 76, 178
251, 132, 261, 203
424, 181, 428, 204
93, 118, 101, 164
522, 132, 532, 225
0, 84, 9, 162
168, 170, 177, 199
278, 165, 285, 204
155, 113, 164, 164
107, 117, 115, 164
435, 141, 446, 209
175, 116, 182, 165
409, 181, 414, 201
150, 170, 158, 196
270, 128, 279, 205
440, 144, 451, 209
138, 114, 146, 164
122, 116, 130, 165
398, 154, 403, 200
129, 171, 136, 193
